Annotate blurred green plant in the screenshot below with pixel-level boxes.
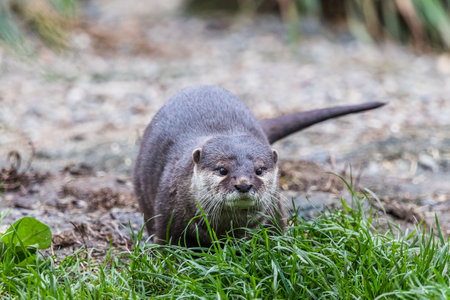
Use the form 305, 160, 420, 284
344, 0, 450, 50
185, 0, 450, 51
0, 0, 77, 54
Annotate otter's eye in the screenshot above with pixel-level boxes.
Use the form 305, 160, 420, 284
255, 167, 264, 176
216, 167, 228, 176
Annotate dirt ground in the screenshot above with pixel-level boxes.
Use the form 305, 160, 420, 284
1, 0, 449, 256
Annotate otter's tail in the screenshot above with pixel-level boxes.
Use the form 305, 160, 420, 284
259, 102, 386, 144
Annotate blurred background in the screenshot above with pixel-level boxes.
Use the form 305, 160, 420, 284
2, 0, 450, 52
0, 0, 449, 243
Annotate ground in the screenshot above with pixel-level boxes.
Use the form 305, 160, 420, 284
0, 0, 449, 257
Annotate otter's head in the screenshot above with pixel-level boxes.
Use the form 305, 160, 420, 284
190, 135, 279, 226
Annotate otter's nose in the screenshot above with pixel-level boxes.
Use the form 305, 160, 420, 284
235, 184, 253, 193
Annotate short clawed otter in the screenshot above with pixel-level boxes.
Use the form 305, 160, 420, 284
133, 85, 385, 247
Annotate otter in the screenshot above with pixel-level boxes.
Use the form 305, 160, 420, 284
133, 85, 385, 246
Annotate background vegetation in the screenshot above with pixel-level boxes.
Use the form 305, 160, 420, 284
186, 0, 450, 50
1, 0, 449, 53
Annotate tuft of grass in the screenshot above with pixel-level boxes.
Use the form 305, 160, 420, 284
0, 1, 30, 54
1, 187, 449, 298
0, 0, 77, 53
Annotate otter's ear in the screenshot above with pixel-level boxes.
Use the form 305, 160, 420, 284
272, 149, 278, 164
192, 148, 202, 164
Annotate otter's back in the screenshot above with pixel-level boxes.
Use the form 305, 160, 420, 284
150, 85, 267, 142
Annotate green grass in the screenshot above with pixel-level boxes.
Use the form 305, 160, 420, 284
1, 191, 449, 299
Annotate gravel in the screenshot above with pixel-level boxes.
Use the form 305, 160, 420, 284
0, 0, 449, 245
